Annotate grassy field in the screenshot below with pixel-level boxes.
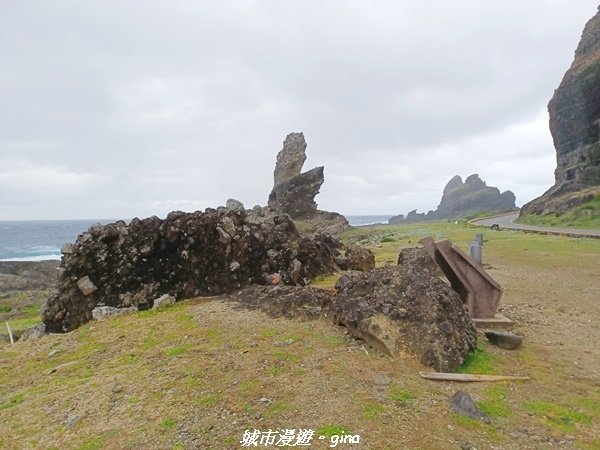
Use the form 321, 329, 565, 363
1, 221, 600, 449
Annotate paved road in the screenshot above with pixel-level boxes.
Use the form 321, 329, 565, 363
472, 212, 600, 239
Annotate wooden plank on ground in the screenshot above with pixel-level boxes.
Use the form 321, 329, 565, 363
419, 371, 530, 382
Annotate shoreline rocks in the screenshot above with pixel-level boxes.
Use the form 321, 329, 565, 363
0, 261, 60, 294
389, 174, 516, 224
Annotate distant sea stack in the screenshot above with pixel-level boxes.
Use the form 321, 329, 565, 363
389, 174, 516, 223
521, 7, 600, 217
267, 132, 350, 234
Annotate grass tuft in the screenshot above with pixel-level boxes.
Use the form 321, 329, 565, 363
523, 400, 591, 433
158, 418, 177, 431
478, 385, 512, 418
361, 403, 385, 420
316, 424, 349, 437
458, 342, 498, 375
387, 386, 415, 404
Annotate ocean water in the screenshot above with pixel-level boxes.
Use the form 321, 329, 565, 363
0, 220, 113, 261
0, 215, 392, 261
346, 215, 391, 226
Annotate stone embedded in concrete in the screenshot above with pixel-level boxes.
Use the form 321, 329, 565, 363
92, 306, 138, 320
61, 243, 75, 254
77, 276, 97, 296
330, 265, 477, 372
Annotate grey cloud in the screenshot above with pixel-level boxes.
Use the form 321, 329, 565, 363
0, 1, 598, 219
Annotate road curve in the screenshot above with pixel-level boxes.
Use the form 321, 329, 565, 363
471, 212, 600, 239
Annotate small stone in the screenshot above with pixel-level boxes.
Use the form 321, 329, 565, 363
92, 306, 138, 320
484, 330, 523, 350
18, 323, 46, 341
48, 349, 60, 358
265, 273, 282, 286
273, 339, 295, 347
373, 374, 391, 386
450, 391, 491, 424
63, 413, 81, 428
76, 276, 97, 296
152, 294, 176, 309
230, 261, 241, 272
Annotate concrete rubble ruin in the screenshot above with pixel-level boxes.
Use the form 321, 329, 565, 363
41, 203, 341, 332
420, 236, 503, 319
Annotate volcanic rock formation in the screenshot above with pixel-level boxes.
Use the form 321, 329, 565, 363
521, 7, 600, 216
268, 132, 350, 235
42, 202, 338, 332
389, 174, 516, 223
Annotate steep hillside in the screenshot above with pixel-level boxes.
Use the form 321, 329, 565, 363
521, 7, 600, 222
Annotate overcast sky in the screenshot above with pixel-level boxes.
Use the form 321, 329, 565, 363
1, 1, 598, 220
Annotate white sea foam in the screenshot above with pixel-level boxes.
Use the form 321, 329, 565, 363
0, 254, 61, 262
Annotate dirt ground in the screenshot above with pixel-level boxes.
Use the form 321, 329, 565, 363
1, 223, 599, 449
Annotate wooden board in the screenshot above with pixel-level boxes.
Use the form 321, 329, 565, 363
419, 371, 530, 382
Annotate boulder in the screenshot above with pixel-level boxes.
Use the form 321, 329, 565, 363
344, 244, 375, 271
330, 265, 477, 372
42, 207, 338, 332
521, 8, 600, 216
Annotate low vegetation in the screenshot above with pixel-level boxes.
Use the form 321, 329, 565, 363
1, 220, 599, 448
517, 196, 600, 229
